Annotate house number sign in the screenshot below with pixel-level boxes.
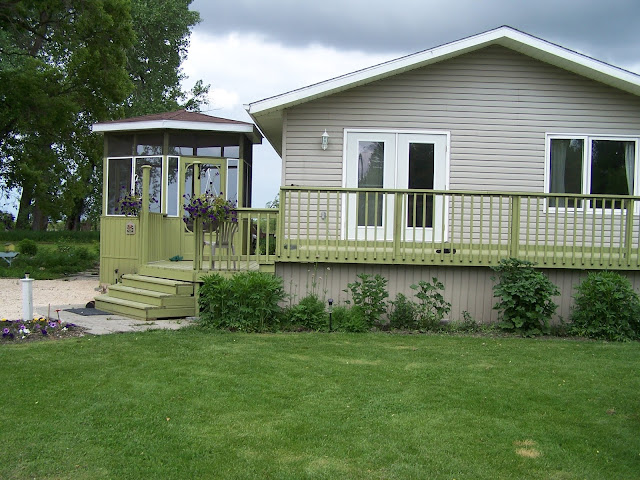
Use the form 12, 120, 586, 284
126, 222, 136, 235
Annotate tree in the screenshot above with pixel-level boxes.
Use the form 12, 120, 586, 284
123, 0, 208, 117
0, 0, 209, 230
0, 0, 134, 229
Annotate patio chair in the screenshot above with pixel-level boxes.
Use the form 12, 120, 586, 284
204, 221, 238, 270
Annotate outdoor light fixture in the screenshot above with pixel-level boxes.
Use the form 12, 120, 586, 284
328, 298, 333, 331
321, 129, 329, 150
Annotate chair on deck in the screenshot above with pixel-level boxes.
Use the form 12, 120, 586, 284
204, 221, 238, 270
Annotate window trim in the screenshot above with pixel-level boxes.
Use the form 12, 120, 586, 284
105, 155, 165, 216
544, 133, 640, 213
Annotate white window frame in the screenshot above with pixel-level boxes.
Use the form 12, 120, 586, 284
105, 155, 165, 216
544, 133, 640, 214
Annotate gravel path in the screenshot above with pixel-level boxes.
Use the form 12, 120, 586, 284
0, 274, 102, 319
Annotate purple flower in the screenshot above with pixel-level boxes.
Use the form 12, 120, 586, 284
2, 328, 9, 335
41, 329, 48, 336
49, 322, 57, 328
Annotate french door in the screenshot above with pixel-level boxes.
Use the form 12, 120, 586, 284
344, 131, 448, 242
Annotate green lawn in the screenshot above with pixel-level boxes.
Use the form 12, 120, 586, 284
0, 242, 99, 279
1, 330, 639, 479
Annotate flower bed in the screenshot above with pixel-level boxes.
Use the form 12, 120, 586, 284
1, 317, 86, 343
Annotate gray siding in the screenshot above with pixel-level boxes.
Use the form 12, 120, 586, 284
282, 45, 640, 191
277, 263, 640, 324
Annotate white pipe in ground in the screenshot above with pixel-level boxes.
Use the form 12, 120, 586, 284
21, 274, 33, 320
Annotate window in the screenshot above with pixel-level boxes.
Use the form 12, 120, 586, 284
547, 135, 637, 208
106, 157, 164, 215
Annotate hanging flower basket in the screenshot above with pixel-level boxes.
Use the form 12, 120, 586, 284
183, 192, 238, 227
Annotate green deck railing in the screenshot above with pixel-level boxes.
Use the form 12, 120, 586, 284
278, 186, 640, 270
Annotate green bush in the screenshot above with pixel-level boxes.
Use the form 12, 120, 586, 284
491, 258, 559, 336
198, 272, 286, 332
344, 273, 389, 327
389, 293, 419, 330
2, 244, 99, 279
331, 305, 369, 333
282, 294, 327, 331
570, 271, 640, 341
0, 230, 99, 243
411, 278, 451, 330
18, 239, 38, 256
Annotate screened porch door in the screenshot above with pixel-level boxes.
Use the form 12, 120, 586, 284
344, 131, 447, 242
179, 157, 226, 259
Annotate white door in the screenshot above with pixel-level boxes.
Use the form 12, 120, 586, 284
344, 132, 396, 240
344, 131, 448, 241
397, 133, 447, 242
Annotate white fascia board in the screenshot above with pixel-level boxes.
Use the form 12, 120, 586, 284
247, 26, 640, 116
91, 120, 255, 134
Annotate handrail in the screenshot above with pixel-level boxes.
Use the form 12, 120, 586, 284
277, 187, 639, 270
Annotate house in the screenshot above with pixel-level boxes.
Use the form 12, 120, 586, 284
94, 27, 640, 322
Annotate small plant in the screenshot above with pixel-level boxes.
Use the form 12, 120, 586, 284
491, 258, 559, 336
18, 238, 38, 256
116, 188, 143, 216
389, 293, 419, 330
570, 271, 640, 341
198, 272, 285, 332
332, 305, 369, 333
183, 192, 237, 225
282, 294, 327, 331
411, 277, 451, 330
1, 317, 80, 343
344, 273, 389, 327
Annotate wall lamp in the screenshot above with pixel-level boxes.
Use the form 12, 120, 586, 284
321, 129, 329, 150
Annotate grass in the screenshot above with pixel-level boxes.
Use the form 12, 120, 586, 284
0, 242, 99, 279
1, 330, 639, 479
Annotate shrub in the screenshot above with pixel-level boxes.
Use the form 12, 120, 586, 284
411, 277, 451, 330
344, 273, 389, 327
18, 239, 38, 256
282, 294, 327, 331
0, 230, 99, 243
491, 258, 559, 336
389, 293, 419, 330
198, 272, 286, 332
442, 311, 485, 334
570, 271, 640, 341
331, 305, 369, 333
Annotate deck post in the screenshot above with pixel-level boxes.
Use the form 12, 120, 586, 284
193, 163, 202, 272
624, 199, 634, 266
509, 195, 521, 259
140, 165, 151, 265
277, 188, 285, 259
393, 191, 403, 260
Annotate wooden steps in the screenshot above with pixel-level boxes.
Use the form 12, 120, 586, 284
95, 274, 196, 320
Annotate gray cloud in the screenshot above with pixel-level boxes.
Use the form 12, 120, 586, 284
191, 0, 640, 68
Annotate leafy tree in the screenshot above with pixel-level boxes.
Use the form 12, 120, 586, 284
0, 0, 134, 229
122, 0, 208, 117
0, 0, 209, 230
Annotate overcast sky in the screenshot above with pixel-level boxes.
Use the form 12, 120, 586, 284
181, 0, 640, 208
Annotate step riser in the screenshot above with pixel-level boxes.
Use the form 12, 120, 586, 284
120, 278, 193, 295
108, 289, 194, 308
96, 299, 195, 320
95, 299, 150, 320
138, 266, 195, 282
